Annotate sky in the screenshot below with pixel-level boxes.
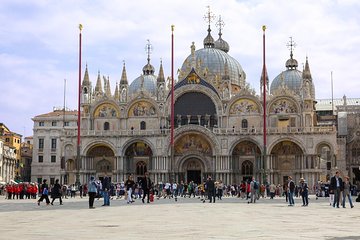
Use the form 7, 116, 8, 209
1, 0, 360, 138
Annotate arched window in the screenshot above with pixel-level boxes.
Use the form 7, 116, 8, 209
136, 161, 147, 175
241, 160, 253, 176
140, 121, 146, 130
241, 119, 248, 129
104, 122, 110, 130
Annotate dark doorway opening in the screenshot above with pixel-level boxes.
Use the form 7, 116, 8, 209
352, 167, 360, 184
187, 170, 201, 184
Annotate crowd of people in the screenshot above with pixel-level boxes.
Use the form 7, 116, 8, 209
1, 171, 359, 209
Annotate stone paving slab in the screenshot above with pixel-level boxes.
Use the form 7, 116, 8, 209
0, 195, 358, 240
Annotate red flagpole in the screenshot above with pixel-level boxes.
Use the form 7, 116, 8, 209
77, 24, 82, 147
76, 24, 83, 185
171, 25, 174, 146
170, 25, 175, 180
262, 25, 267, 179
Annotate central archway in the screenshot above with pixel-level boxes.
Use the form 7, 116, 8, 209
87, 145, 115, 181
180, 157, 205, 184
124, 141, 153, 182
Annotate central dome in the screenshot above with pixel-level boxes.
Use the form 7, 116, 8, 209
179, 44, 246, 88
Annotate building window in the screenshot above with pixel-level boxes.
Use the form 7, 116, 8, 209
51, 155, 56, 163
136, 161, 147, 176
52, 121, 57, 126
64, 122, 69, 126
5, 138, 9, 142
51, 138, 57, 150
39, 139, 44, 149
37, 178, 42, 185
39, 122, 44, 126
140, 121, 146, 130
241, 160, 253, 176
50, 178, 55, 185
38, 156, 43, 163
241, 119, 248, 129
104, 122, 110, 130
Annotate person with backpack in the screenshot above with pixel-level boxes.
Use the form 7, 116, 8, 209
248, 177, 258, 204
288, 176, 295, 206
37, 179, 50, 206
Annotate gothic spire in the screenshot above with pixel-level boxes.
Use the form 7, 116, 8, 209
120, 61, 128, 85
157, 59, 165, 83
95, 71, 103, 93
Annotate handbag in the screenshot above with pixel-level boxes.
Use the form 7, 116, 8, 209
42, 188, 48, 195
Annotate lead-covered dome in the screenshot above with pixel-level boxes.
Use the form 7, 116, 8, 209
179, 42, 246, 88
129, 74, 157, 96
270, 51, 315, 97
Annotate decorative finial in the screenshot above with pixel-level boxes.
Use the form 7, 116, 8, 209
216, 15, 225, 34
123, 60, 125, 66
262, 25, 266, 32
171, 25, 175, 32
145, 39, 153, 63
204, 6, 216, 27
79, 24, 83, 32
287, 37, 296, 59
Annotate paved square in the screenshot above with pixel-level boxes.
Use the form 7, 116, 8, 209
0, 195, 358, 240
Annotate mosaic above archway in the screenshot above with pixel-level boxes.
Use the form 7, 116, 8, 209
271, 141, 303, 155
94, 103, 119, 118
269, 98, 297, 114
125, 142, 153, 156
128, 101, 156, 117
229, 99, 259, 115
175, 134, 211, 154
232, 141, 261, 156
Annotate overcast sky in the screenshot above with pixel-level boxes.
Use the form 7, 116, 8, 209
1, 0, 360, 138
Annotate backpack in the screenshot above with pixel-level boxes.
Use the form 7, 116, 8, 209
253, 181, 259, 190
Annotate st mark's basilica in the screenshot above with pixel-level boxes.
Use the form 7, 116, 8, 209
32, 13, 341, 188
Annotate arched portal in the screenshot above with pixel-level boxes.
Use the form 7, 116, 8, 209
232, 141, 261, 183
180, 157, 205, 184
124, 141, 153, 181
270, 141, 303, 184
87, 145, 115, 180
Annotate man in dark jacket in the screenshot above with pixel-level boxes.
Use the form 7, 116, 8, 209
206, 175, 215, 203
51, 179, 63, 205
330, 171, 343, 208
102, 175, 111, 206
141, 172, 152, 203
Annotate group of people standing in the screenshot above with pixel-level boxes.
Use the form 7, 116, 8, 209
329, 171, 354, 208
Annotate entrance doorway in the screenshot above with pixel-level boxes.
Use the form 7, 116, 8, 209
187, 170, 201, 184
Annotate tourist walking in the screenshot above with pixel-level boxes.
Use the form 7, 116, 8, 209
102, 175, 111, 206
287, 176, 295, 206
342, 176, 354, 208
50, 179, 63, 205
140, 172, 152, 203
125, 175, 135, 204
37, 179, 50, 206
88, 176, 97, 209
206, 176, 216, 203
330, 171, 343, 208
248, 177, 258, 204
299, 178, 309, 206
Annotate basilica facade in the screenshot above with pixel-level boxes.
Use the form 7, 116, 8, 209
31, 19, 342, 188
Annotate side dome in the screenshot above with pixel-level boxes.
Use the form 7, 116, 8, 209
270, 69, 303, 95
129, 74, 157, 96
179, 44, 246, 88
